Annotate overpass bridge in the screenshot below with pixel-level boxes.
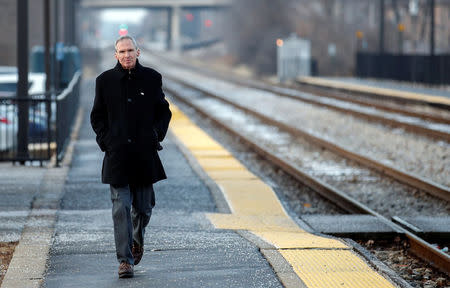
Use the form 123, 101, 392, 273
80, 0, 232, 51
80, 0, 231, 8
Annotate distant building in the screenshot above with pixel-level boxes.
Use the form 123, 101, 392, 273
0, 0, 73, 66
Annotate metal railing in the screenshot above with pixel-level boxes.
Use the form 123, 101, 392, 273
0, 71, 81, 165
55, 71, 81, 166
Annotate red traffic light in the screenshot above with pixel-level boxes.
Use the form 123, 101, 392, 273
204, 19, 212, 28
118, 23, 128, 36
185, 13, 194, 22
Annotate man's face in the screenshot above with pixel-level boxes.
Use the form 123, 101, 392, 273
115, 39, 140, 69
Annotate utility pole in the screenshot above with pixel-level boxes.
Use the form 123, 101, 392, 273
392, 0, 403, 54
65, 0, 75, 45
430, 0, 435, 56
44, 0, 50, 93
44, 0, 52, 159
409, 0, 419, 52
379, 0, 385, 54
17, 0, 29, 163
54, 0, 59, 91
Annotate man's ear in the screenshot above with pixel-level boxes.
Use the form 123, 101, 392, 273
136, 49, 140, 58
114, 51, 119, 60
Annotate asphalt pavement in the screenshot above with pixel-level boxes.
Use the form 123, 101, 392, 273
0, 163, 47, 244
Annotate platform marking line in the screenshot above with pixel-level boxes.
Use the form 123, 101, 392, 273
169, 102, 397, 288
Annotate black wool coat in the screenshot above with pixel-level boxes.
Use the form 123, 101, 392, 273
90, 60, 171, 185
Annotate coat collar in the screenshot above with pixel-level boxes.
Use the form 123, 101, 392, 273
112, 59, 145, 79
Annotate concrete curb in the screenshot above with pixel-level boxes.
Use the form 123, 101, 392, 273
237, 231, 308, 288
1, 108, 84, 288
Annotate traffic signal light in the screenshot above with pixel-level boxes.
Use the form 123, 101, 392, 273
119, 24, 128, 36
204, 19, 212, 28
185, 13, 194, 22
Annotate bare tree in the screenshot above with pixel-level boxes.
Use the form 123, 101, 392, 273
225, 0, 295, 75
222, 0, 450, 76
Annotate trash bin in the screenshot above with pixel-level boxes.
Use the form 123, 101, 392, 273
30, 45, 81, 88
30, 46, 46, 73
60, 46, 81, 86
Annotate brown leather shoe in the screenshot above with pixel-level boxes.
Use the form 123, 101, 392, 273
118, 261, 134, 278
132, 244, 144, 265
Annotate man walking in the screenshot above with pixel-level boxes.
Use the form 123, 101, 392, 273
90, 35, 171, 278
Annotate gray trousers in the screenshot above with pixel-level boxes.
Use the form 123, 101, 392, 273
110, 184, 155, 264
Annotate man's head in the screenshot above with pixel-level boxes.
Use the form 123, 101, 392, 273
115, 35, 140, 69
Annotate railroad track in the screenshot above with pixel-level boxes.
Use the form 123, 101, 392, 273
161, 75, 449, 202
292, 80, 450, 125
159, 75, 450, 275
146, 53, 450, 196
222, 76, 450, 142
150, 51, 450, 143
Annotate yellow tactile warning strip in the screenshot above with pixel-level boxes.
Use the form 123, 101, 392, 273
169, 102, 397, 288
300, 76, 450, 106
254, 231, 349, 249
208, 214, 300, 232
281, 249, 395, 288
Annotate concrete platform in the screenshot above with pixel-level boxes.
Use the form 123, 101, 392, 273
320, 77, 450, 99
301, 215, 397, 238
299, 76, 450, 107
166, 101, 399, 288
1, 76, 405, 288
41, 79, 282, 287
392, 216, 450, 243
393, 216, 450, 233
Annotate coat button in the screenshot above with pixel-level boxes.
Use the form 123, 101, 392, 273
127, 98, 132, 102
127, 139, 132, 143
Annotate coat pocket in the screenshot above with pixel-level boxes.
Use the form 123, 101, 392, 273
102, 131, 114, 152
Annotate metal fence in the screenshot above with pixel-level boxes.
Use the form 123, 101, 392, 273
356, 52, 450, 85
0, 71, 81, 165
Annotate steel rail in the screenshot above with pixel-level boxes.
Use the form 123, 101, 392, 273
291, 82, 450, 125
165, 80, 450, 275
244, 80, 450, 142
165, 75, 450, 202
205, 72, 450, 141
